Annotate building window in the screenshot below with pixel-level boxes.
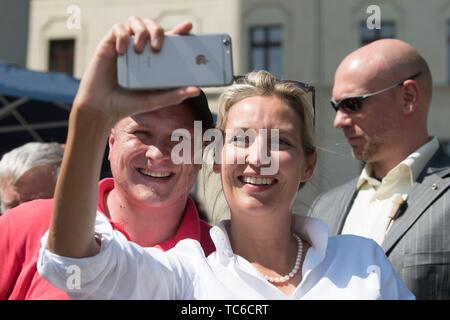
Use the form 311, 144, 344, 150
249, 25, 283, 78
48, 39, 75, 75
360, 21, 395, 46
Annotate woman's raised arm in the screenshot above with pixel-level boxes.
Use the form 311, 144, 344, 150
46, 17, 200, 258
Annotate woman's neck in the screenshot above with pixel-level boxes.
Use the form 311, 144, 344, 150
228, 212, 307, 297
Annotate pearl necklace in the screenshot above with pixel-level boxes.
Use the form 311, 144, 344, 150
263, 233, 303, 283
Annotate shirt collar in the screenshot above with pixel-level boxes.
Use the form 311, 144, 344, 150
403, 137, 439, 182
97, 178, 114, 213
96, 178, 203, 250
210, 215, 329, 272
97, 178, 131, 239
357, 167, 381, 189
357, 137, 439, 189
156, 197, 203, 251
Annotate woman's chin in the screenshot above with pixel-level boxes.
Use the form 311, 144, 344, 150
231, 198, 276, 217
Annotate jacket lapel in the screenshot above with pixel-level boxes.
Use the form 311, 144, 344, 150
335, 178, 359, 234
382, 149, 450, 254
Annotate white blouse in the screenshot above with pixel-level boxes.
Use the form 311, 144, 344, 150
37, 213, 414, 300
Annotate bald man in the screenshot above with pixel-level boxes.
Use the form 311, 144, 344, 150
309, 39, 450, 299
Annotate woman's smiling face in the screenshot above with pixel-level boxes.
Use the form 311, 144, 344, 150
219, 95, 315, 217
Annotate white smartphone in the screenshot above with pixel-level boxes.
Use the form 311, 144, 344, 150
117, 34, 234, 89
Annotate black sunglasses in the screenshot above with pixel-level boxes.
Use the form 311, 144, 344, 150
330, 72, 422, 113
233, 75, 316, 126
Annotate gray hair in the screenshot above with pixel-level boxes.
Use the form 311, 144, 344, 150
0, 142, 64, 211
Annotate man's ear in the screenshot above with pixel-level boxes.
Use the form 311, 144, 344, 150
107, 129, 115, 161
402, 80, 419, 115
300, 151, 317, 182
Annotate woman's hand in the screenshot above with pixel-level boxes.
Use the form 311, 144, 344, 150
73, 16, 200, 126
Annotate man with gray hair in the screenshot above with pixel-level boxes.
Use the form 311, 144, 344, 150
0, 142, 64, 213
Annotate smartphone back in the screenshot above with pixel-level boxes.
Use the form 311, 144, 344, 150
118, 34, 234, 89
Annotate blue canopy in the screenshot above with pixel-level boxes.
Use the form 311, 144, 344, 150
0, 62, 79, 104
0, 62, 81, 160
0, 62, 113, 177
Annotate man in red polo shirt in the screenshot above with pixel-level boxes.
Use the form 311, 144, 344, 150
0, 17, 215, 300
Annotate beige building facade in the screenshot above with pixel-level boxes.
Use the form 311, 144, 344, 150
27, 0, 450, 223
0, 0, 30, 66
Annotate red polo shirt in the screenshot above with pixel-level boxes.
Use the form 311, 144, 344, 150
0, 178, 215, 300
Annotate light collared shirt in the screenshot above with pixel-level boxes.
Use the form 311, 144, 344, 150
342, 137, 440, 245
37, 213, 413, 300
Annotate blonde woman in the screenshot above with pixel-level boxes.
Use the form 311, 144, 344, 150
37, 17, 414, 299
